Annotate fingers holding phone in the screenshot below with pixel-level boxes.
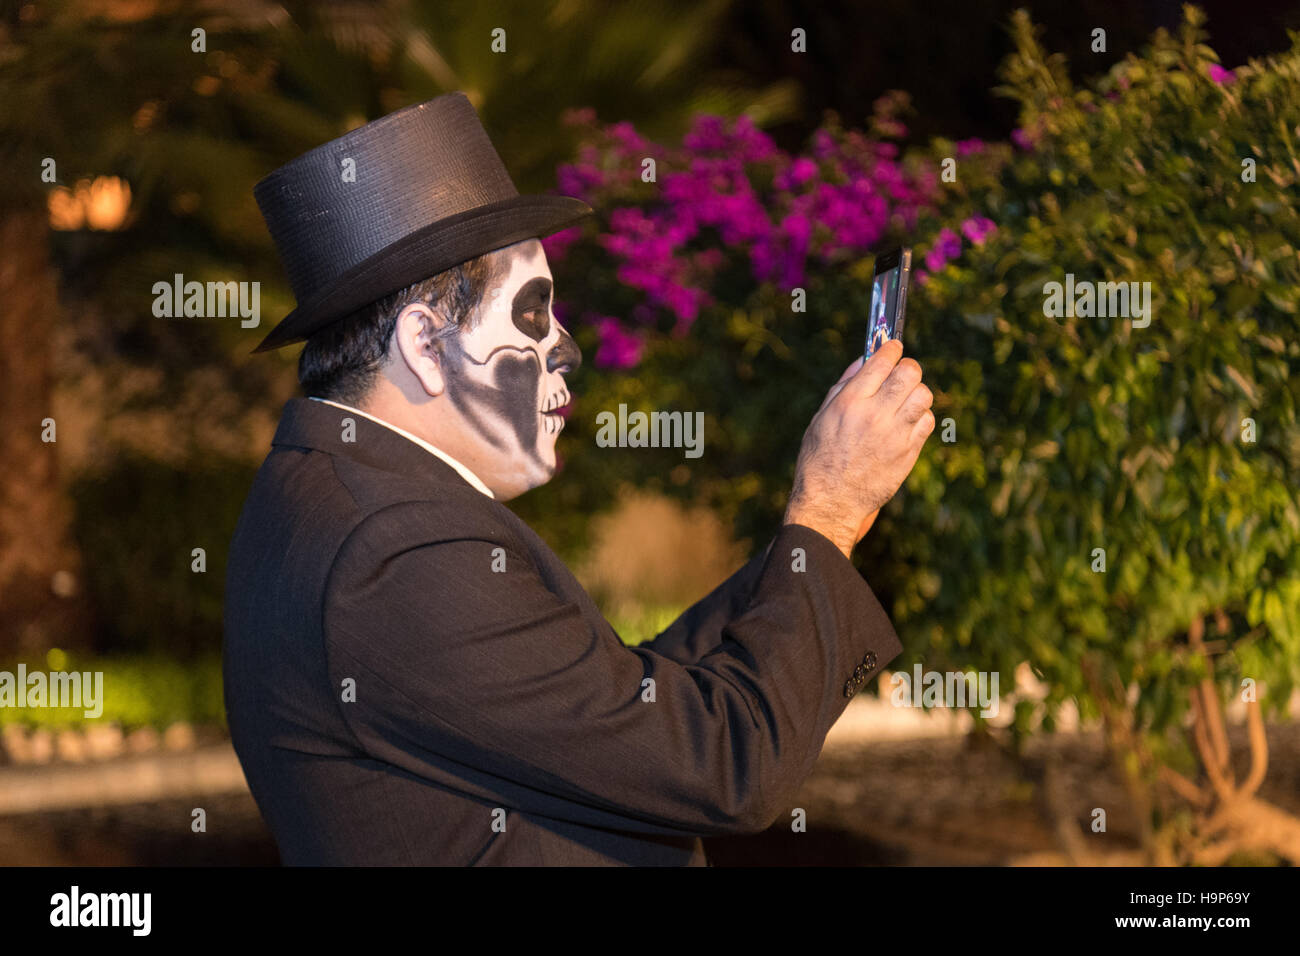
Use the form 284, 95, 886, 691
818, 354, 867, 412
784, 247, 932, 557
785, 361, 933, 557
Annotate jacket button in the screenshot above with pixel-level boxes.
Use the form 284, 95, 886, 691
843, 680, 856, 698
864, 651, 878, 669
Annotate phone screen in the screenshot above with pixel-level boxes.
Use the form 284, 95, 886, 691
864, 248, 911, 359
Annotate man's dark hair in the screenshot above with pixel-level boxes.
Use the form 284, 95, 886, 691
299, 249, 508, 405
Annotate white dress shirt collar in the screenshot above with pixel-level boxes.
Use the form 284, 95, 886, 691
309, 397, 495, 499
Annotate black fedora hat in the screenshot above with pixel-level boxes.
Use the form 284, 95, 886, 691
252, 92, 593, 352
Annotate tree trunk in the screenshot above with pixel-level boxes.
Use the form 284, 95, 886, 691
0, 208, 95, 657
1158, 615, 1300, 865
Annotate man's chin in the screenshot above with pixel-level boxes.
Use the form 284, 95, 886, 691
533, 451, 559, 484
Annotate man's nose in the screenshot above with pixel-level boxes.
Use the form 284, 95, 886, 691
547, 328, 582, 374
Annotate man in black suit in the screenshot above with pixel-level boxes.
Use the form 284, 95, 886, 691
224, 94, 935, 865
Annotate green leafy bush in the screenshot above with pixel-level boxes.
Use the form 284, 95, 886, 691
892, 8, 1300, 733
545, 7, 1300, 860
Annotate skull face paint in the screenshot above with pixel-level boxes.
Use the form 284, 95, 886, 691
438, 239, 580, 496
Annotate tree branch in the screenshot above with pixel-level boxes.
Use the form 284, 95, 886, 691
1239, 698, 1269, 800
1188, 616, 1232, 779
1159, 766, 1208, 807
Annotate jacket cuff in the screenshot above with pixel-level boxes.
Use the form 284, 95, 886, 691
764, 522, 904, 699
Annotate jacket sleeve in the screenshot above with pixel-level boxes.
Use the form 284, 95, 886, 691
643, 541, 775, 664
322, 502, 903, 837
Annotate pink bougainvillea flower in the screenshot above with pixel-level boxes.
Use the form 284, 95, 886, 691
811, 128, 836, 159
607, 120, 650, 155
1208, 63, 1236, 85
776, 156, 818, 190
960, 216, 996, 247
924, 228, 962, 272
550, 112, 944, 339
541, 226, 582, 263
1011, 127, 1036, 151
556, 160, 604, 200
730, 114, 779, 162
681, 113, 778, 159
592, 315, 644, 369
955, 138, 986, 157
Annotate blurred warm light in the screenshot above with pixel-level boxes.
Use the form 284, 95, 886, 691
193, 75, 221, 96
47, 176, 132, 231
132, 100, 160, 132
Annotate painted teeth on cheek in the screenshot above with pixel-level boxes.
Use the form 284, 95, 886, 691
539, 388, 568, 435
541, 388, 568, 415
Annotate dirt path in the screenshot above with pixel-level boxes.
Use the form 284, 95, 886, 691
3, 723, 1297, 865
709, 722, 1300, 865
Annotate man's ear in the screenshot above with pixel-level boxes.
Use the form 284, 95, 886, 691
393, 302, 449, 397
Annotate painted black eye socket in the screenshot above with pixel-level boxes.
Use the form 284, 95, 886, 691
511, 277, 554, 342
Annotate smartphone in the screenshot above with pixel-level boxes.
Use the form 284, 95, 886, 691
864, 247, 912, 360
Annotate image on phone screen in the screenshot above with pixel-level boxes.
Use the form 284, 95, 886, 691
866, 265, 902, 359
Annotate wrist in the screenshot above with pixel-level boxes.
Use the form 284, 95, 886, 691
783, 503, 856, 560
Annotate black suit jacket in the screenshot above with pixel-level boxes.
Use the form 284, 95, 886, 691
223, 397, 902, 865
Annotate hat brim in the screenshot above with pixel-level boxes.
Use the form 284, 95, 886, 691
253, 194, 593, 353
